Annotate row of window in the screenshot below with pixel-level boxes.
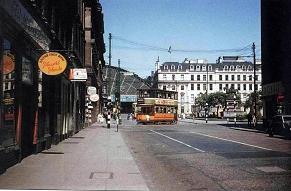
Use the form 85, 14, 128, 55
163, 64, 253, 71
162, 83, 258, 91
162, 74, 259, 81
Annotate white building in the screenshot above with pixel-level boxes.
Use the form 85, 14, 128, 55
154, 56, 262, 115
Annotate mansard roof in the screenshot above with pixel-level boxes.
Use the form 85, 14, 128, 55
160, 61, 255, 71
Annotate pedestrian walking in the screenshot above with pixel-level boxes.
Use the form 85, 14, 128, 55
252, 115, 257, 128
247, 113, 252, 127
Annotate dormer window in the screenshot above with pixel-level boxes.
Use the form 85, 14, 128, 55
247, 65, 252, 71
178, 65, 182, 70
164, 65, 168, 70
190, 65, 194, 70
230, 65, 235, 71
242, 65, 246, 71
224, 65, 228, 71
202, 65, 206, 71
171, 65, 175, 70
208, 65, 212, 71
196, 65, 200, 71
236, 65, 241, 70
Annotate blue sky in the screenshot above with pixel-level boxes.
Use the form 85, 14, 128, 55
100, 0, 261, 78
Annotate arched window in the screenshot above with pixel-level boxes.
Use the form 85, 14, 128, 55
196, 65, 200, 71
164, 65, 168, 70
190, 65, 194, 70
171, 65, 175, 70
247, 65, 252, 71
208, 65, 212, 71
178, 65, 182, 70
202, 65, 206, 71
242, 65, 246, 71
230, 65, 235, 71
224, 65, 228, 71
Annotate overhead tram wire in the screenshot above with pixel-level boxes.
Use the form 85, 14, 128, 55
112, 35, 254, 54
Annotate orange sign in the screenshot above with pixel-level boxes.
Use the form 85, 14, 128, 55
3, 53, 15, 75
38, 52, 67, 75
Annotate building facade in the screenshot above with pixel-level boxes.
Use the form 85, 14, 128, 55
0, 0, 105, 174
84, 0, 105, 124
261, 0, 291, 126
154, 56, 261, 116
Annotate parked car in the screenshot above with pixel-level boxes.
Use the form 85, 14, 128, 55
268, 115, 291, 137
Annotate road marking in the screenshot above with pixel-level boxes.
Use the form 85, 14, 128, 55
150, 130, 205, 152
190, 132, 273, 151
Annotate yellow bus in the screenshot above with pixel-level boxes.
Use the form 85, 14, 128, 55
135, 89, 178, 124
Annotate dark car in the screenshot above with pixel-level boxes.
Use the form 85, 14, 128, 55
268, 115, 291, 137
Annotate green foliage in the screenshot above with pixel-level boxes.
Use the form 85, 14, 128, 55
244, 90, 263, 112
196, 91, 241, 109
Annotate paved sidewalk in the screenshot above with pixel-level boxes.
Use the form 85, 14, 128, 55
0, 123, 149, 191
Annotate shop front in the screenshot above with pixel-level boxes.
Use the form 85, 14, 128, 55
0, 0, 50, 172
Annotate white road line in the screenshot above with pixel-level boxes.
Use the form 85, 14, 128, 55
190, 132, 273, 151
150, 130, 205, 152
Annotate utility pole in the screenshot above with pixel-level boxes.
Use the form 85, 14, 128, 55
205, 62, 209, 123
116, 59, 121, 131
252, 42, 257, 127
107, 33, 112, 96
106, 33, 113, 128
109, 33, 112, 67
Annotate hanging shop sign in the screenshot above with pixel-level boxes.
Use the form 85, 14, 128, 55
38, 52, 67, 75
3, 53, 15, 75
69, 68, 88, 81
87, 86, 97, 95
89, 94, 99, 102
262, 81, 284, 97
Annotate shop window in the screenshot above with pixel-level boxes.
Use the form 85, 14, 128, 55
1, 38, 16, 147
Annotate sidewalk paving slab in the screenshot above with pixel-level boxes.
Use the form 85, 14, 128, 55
0, 123, 149, 191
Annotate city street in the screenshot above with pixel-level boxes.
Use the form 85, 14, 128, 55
121, 117, 291, 191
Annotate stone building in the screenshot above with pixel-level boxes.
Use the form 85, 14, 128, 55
154, 56, 261, 116
261, 0, 291, 125
0, 0, 105, 173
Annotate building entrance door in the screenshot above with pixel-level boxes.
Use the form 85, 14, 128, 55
20, 85, 36, 158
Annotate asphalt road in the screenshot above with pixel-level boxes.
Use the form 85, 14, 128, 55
120, 117, 291, 191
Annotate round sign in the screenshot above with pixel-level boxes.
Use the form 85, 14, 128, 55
87, 86, 97, 95
38, 52, 67, 75
89, 94, 99, 102
3, 53, 15, 75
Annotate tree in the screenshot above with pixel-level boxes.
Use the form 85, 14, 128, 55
196, 91, 241, 118
244, 90, 263, 117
